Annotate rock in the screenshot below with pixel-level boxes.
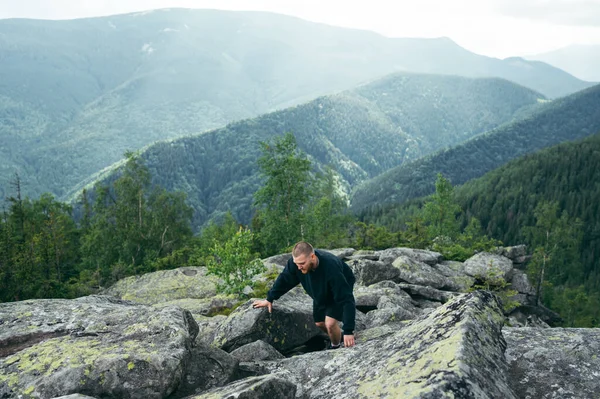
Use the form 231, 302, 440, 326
230, 340, 285, 362
513, 255, 532, 265
378, 247, 443, 265
171, 343, 239, 398
152, 296, 240, 319
267, 291, 516, 398
347, 258, 400, 286
195, 315, 227, 346
392, 256, 449, 289
500, 245, 527, 260
186, 375, 297, 399
397, 283, 456, 303
504, 327, 600, 399
463, 252, 514, 280
0, 296, 197, 399
52, 396, 98, 399
103, 267, 220, 305
348, 249, 380, 261
364, 306, 417, 327
262, 253, 291, 269
512, 304, 562, 325
510, 269, 535, 295
211, 288, 322, 353
507, 310, 550, 328
355, 322, 409, 342
326, 248, 356, 259
354, 281, 412, 309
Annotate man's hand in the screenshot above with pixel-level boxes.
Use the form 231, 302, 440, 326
344, 334, 355, 348
252, 299, 273, 313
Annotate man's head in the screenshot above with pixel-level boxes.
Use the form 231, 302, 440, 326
292, 241, 318, 274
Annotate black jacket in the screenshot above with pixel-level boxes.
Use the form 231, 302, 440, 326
266, 249, 356, 334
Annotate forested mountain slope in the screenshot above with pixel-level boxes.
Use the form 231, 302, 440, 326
361, 134, 600, 321
0, 8, 592, 200
351, 83, 600, 212
83, 73, 544, 229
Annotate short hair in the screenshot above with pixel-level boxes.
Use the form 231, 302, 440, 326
292, 241, 314, 257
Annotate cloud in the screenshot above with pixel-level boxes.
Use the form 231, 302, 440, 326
493, 0, 600, 27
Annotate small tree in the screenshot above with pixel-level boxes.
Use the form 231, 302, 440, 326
253, 133, 313, 255
422, 173, 461, 240
524, 201, 582, 305
206, 227, 265, 297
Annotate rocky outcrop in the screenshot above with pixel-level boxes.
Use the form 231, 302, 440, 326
3, 245, 593, 398
262, 291, 516, 398
0, 296, 198, 399
211, 288, 323, 353
504, 327, 600, 398
102, 267, 224, 308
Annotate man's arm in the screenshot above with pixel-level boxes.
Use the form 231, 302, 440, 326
329, 262, 356, 337
253, 260, 299, 312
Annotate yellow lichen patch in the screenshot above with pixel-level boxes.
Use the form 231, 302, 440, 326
127, 362, 135, 371
23, 386, 35, 395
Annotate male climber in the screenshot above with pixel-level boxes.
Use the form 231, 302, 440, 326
253, 241, 356, 349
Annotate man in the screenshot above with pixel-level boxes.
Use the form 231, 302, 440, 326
253, 241, 356, 349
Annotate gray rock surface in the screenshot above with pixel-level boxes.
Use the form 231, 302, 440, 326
230, 340, 285, 362
463, 252, 514, 280
364, 306, 417, 327
510, 269, 535, 295
347, 258, 400, 286
379, 247, 443, 265
266, 291, 516, 398
171, 343, 239, 398
504, 327, 600, 399
212, 288, 322, 352
0, 296, 197, 399
326, 248, 356, 259
397, 283, 456, 303
186, 375, 297, 399
195, 315, 227, 346
103, 267, 220, 305
392, 256, 449, 289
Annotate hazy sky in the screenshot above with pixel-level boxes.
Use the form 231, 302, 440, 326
1, 0, 599, 58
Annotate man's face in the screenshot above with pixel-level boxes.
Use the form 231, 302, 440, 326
293, 253, 316, 274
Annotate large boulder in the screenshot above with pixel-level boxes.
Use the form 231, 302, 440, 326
378, 247, 443, 265
211, 288, 322, 353
170, 343, 239, 398
504, 327, 600, 398
397, 283, 456, 303
434, 261, 476, 292
463, 252, 514, 280
265, 291, 516, 398
103, 267, 220, 305
347, 259, 400, 286
0, 296, 197, 399
186, 375, 297, 399
230, 340, 285, 362
326, 248, 356, 259
510, 269, 535, 295
153, 296, 240, 319
392, 256, 449, 289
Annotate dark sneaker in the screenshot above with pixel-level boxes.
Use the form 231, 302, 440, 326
326, 343, 341, 350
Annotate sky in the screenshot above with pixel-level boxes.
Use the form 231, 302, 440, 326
0, 0, 599, 59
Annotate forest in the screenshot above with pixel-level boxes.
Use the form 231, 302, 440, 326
2, 133, 597, 327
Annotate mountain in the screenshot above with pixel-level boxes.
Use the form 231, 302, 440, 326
0, 8, 592, 201
80, 73, 544, 229
454, 133, 600, 289
526, 44, 600, 82
350, 83, 600, 212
